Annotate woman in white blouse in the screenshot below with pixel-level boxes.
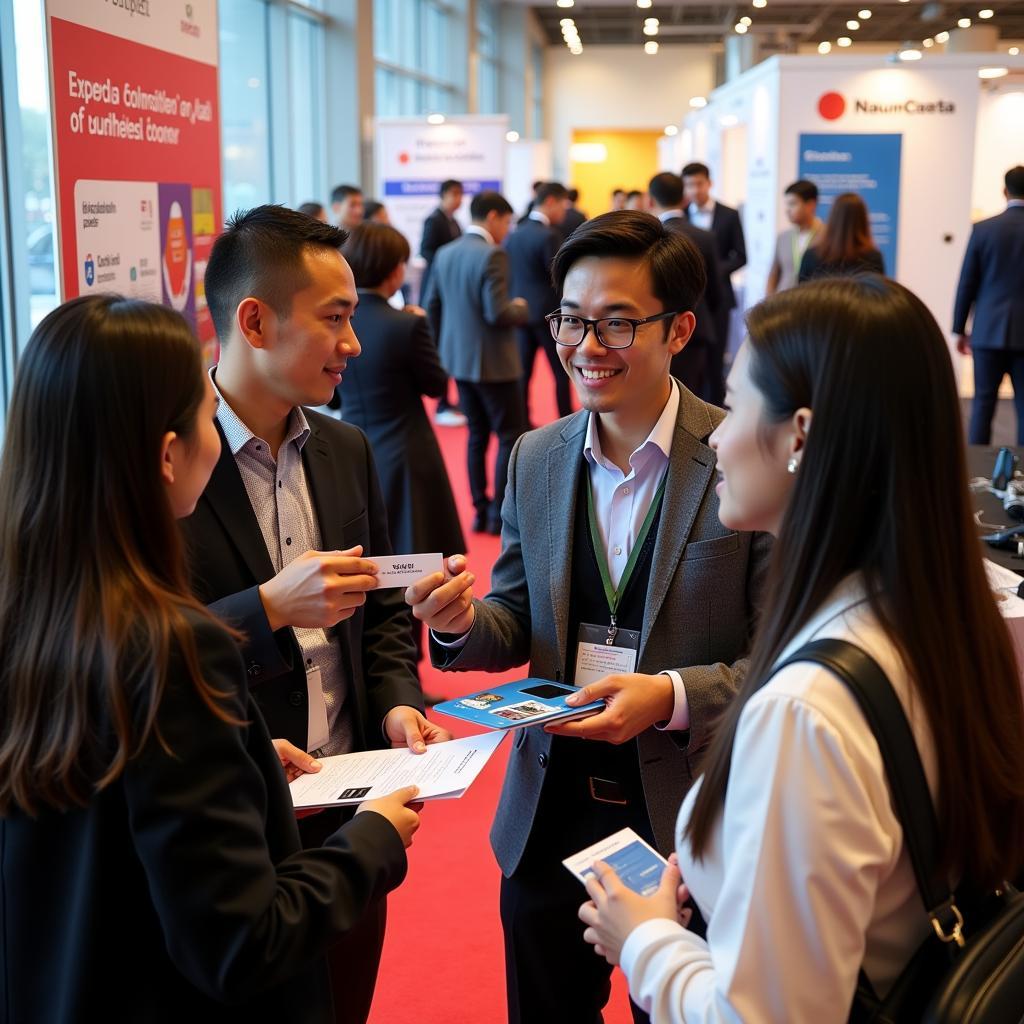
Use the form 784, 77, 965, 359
577, 275, 1024, 1022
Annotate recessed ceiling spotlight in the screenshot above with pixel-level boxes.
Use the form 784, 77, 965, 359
645, 39, 659, 53
740, 16, 753, 26
898, 44, 923, 59
752, 0, 767, 7
936, 30, 950, 41
427, 113, 445, 125
958, 16, 972, 26
818, 40, 833, 53
858, 8, 872, 17
506, 130, 520, 142
689, 95, 708, 107
664, 125, 679, 136
978, 65, 1009, 77
735, 21, 749, 32
847, 19, 860, 29
559, 17, 574, 26
837, 35, 852, 46
979, 8, 994, 18
1011, 46, 1021, 54
644, 22, 659, 34
636, 0, 653, 8
923, 37, 934, 46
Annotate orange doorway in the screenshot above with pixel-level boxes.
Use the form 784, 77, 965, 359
569, 129, 663, 217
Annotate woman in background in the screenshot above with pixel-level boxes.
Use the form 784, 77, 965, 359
798, 191, 885, 281
341, 223, 466, 567
0, 295, 420, 1022
578, 276, 1024, 1021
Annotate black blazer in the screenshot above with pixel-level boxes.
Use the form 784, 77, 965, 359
953, 206, 1024, 350
662, 215, 724, 350
688, 202, 747, 309
504, 216, 561, 324
419, 207, 461, 298
343, 293, 466, 556
798, 247, 885, 283
180, 411, 423, 752
559, 206, 587, 239
0, 609, 407, 1022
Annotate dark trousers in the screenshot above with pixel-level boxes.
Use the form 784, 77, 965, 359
501, 737, 654, 1024
456, 379, 526, 522
519, 322, 573, 423
299, 809, 388, 1024
702, 305, 731, 408
969, 348, 1024, 444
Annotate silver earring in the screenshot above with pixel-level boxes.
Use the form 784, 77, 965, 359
787, 456, 799, 474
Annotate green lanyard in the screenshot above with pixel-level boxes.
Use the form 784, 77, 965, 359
586, 470, 668, 631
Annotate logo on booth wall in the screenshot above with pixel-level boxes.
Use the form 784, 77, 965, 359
398, 152, 411, 165
84, 254, 95, 287
818, 92, 847, 121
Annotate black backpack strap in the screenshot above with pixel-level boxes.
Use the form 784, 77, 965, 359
775, 639, 964, 945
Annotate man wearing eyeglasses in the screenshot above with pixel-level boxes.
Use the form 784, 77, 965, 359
406, 211, 770, 1024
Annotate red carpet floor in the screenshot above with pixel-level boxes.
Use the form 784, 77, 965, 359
367, 361, 635, 1024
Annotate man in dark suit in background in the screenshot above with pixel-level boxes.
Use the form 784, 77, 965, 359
560, 187, 587, 238
648, 171, 723, 398
505, 181, 573, 424
683, 161, 746, 406
181, 206, 449, 1024
424, 191, 530, 535
419, 179, 465, 426
954, 165, 1024, 444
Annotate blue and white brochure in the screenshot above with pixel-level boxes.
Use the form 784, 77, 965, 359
432, 677, 604, 730
563, 827, 669, 897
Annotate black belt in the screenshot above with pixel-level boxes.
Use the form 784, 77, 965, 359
588, 776, 629, 805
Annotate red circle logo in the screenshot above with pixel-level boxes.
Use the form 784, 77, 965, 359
818, 92, 846, 120
398, 151, 410, 164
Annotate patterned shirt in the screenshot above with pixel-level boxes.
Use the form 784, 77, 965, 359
212, 373, 353, 756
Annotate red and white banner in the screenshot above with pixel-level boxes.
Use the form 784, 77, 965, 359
46, 0, 222, 354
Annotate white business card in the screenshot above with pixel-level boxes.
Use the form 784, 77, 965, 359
563, 827, 669, 897
372, 552, 444, 589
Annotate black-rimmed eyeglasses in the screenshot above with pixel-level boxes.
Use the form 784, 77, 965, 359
544, 309, 682, 350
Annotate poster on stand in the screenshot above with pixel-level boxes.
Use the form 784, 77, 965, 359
46, 0, 222, 359
374, 116, 509, 286
797, 133, 902, 278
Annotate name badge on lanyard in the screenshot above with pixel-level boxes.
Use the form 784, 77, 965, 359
573, 471, 667, 688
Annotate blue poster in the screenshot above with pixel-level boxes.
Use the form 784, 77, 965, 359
798, 133, 902, 277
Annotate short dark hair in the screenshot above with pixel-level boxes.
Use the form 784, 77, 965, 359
682, 162, 711, 180
532, 180, 544, 193
342, 223, 410, 289
1006, 166, 1024, 198
470, 190, 514, 221
648, 172, 684, 209
785, 180, 819, 203
535, 182, 569, 205
440, 179, 463, 196
612, 188, 626, 198
362, 200, 386, 222
626, 190, 643, 201
331, 183, 362, 204
550, 210, 706, 318
568, 188, 579, 203
205, 205, 348, 343
298, 201, 325, 220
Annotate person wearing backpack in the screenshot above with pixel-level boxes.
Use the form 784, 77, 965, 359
576, 274, 1024, 1021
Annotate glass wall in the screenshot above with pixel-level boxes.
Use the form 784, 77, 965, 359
477, 0, 500, 114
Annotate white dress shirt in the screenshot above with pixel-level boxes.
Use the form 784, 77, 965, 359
687, 201, 716, 232
465, 224, 495, 245
657, 210, 684, 223
619, 577, 939, 1022
528, 210, 551, 226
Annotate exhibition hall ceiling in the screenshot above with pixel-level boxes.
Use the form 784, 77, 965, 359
532, 0, 1024, 48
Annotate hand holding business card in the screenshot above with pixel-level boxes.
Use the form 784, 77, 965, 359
371, 552, 444, 589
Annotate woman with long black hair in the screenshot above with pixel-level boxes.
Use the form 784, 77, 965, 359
0, 295, 420, 1022
577, 275, 1024, 1021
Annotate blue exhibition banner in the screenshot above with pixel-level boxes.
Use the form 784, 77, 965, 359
798, 133, 902, 277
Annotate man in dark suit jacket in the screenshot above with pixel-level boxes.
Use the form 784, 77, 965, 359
648, 171, 723, 398
560, 187, 587, 238
181, 206, 449, 1024
683, 161, 746, 406
505, 181, 573, 423
954, 165, 1024, 444
424, 191, 530, 534
409, 212, 770, 1024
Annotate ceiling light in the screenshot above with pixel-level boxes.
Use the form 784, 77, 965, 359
979, 8, 994, 17
847, 19, 860, 29
936, 30, 950, 41
735, 22, 749, 32
645, 39, 659, 53
689, 95, 708, 108
752, 0, 767, 7
644, 22, 659, 34
664, 125, 679, 136
556, 0, 574, 7
427, 113, 445, 125
923, 37, 934, 46
570, 143, 607, 162
837, 35, 852, 46
858, 8, 872, 18
559, 17, 574, 26
818, 40, 832, 53
979, 65, 1009, 77
506, 130, 520, 142
899, 45, 923, 59
636, 0, 653, 8
644, 16, 659, 24
740, 16, 753, 25
958, 16, 971, 26
1011, 46, 1021, 54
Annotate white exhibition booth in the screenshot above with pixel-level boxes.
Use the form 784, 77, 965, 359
671, 53, 1024, 379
